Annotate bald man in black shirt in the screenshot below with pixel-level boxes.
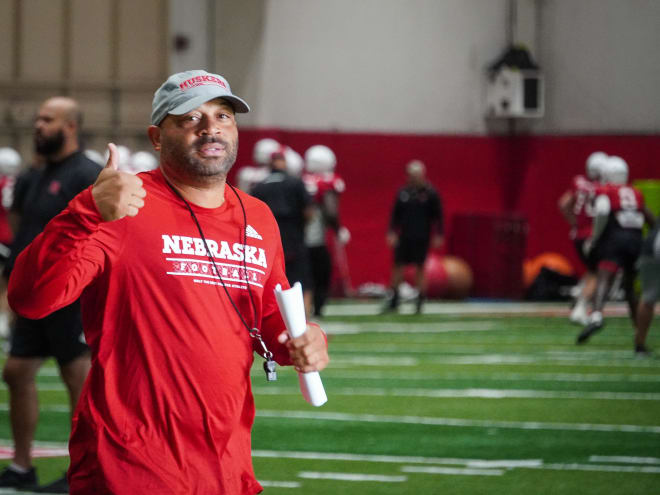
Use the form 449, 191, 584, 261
385, 160, 443, 314
0, 97, 100, 492
251, 149, 314, 314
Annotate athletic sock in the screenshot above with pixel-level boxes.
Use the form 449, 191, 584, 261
8, 463, 30, 474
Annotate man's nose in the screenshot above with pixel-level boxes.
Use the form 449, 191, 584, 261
199, 116, 222, 136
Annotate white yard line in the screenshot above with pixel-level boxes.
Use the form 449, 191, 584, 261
256, 410, 660, 434
427, 355, 660, 368
330, 356, 420, 367
3, 438, 659, 481
322, 321, 498, 335
329, 354, 659, 368
256, 451, 660, 477
522, 463, 660, 474
0, 404, 70, 413
589, 455, 660, 465
21, 370, 660, 386
258, 480, 301, 488
0, 383, 67, 391
466, 460, 543, 468
323, 301, 634, 317
401, 466, 504, 476
325, 370, 660, 382
0, 490, 42, 495
298, 471, 407, 482
252, 386, 660, 401
0, 440, 68, 448
252, 449, 542, 467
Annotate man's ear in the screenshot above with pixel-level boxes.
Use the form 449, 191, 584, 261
65, 119, 78, 140
147, 125, 162, 151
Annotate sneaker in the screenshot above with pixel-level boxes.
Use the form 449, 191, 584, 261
576, 312, 604, 344
36, 475, 69, 493
569, 304, 589, 326
0, 465, 38, 488
634, 345, 653, 358
381, 290, 399, 314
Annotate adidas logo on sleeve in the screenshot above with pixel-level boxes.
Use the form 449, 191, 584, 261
246, 225, 262, 240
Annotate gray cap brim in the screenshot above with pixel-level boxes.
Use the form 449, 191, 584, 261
169, 94, 250, 116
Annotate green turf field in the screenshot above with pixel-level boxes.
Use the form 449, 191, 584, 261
1, 301, 659, 494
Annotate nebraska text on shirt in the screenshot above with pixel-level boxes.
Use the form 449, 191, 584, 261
161, 234, 268, 268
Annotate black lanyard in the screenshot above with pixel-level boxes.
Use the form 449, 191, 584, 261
164, 178, 277, 381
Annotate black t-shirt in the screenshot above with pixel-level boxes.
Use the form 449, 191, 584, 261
251, 170, 311, 257
6, 151, 101, 275
389, 182, 443, 241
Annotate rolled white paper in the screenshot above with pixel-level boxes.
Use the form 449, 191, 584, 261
274, 282, 328, 407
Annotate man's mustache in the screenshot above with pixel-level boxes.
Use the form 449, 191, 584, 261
193, 136, 230, 149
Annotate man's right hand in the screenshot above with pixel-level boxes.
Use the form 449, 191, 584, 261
386, 231, 398, 248
92, 143, 147, 221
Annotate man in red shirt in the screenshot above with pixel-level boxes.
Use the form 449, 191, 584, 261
558, 151, 608, 325
577, 156, 655, 344
7, 70, 329, 494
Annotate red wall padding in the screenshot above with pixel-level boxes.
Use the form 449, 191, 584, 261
230, 130, 660, 293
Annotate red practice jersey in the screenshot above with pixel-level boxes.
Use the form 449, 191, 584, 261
570, 175, 597, 240
303, 171, 345, 203
8, 170, 291, 494
598, 183, 646, 231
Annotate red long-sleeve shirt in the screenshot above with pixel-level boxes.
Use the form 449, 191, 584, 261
8, 169, 291, 494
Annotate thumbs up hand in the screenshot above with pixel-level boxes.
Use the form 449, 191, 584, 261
92, 143, 148, 221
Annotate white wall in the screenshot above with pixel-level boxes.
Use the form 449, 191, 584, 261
168, 0, 210, 74
216, 0, 660, 134
223, 0, 508, 133
536, 0, 660, 133
2, 0, 659, 150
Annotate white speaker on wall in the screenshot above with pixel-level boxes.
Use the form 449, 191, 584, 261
486, 67, 544, 118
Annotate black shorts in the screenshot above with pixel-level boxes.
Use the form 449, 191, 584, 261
284, 249, 313, 291
597, 230, 643, 272
395, 238, 429, 265
573, 238, 599, 272
9, 300, 89, 366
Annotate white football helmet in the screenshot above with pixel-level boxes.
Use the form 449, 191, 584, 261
284, 147, 304, 177
305, 145, 336, 173
252, 138, 280, 166
130, 151, 158, 173
83, 149, 104, 167
604, 156, 629, 185
585, 151, 608, 181
0, 147, 21, 176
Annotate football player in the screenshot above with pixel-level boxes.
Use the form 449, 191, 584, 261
558, 151, 608, 325
303, 145, 350, 317
577, 156, 655, 344
236, 137, 279, 192
0, 147, 20, 339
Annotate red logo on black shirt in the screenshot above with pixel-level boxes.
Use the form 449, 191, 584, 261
48, 181, 61, 195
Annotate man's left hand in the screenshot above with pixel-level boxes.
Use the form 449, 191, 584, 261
431, 234, 444, 249
278, 323, 329, 373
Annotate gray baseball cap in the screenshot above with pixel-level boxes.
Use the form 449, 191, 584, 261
151, 70, 250, 125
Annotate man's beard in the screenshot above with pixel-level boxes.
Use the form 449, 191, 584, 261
34, 129, 65, 156
162, 135, 237, 182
